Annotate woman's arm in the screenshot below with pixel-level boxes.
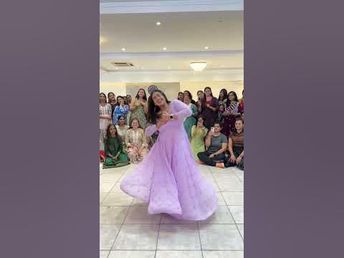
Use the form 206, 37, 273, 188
202, 128, 208, 137
141, 129, 148, 148
205, 132, 212, 148
143, 101, 148, 114
145, 124, 158, 137
130, 99, 137, 111
191, 125, 196, 137
125, 130, 130, 147
172, 100, 192, 120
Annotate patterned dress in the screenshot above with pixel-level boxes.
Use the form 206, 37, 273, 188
99, 103, 112, 150
125, 128, 149, 163
113, 105, 129, 124
129, 99, 147, 128
115, 125, 129, 144
222, 101, 239, 137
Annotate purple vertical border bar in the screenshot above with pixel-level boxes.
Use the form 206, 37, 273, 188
245, 0, 344, 257
0, 1, 99, 258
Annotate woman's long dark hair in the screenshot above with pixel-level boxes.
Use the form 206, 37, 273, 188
228, 91, 239, 103
107, 92, 115, 103
105, 124, 122, 144
183, 90, 196, 105
204, 87, 213, 97
135, 88, 147, 101
218, 88, 228, 101
147, 89, 170, 124
99, 92, 107, 103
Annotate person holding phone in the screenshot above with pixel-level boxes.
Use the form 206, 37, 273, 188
120, 89, 217, 221
190, 116, 208, 159
197, 122, 227, 168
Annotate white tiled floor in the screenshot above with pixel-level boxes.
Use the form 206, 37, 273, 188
100, 164, 244, 258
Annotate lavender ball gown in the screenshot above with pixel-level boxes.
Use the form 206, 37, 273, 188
120, 100, 217, 220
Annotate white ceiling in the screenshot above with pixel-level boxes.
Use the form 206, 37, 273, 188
101, 11, 242, 53
100, 7, 243, 82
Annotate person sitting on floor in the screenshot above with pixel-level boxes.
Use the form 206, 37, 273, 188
197, 122, 227, 168
103, 124, 129, 168
125, 118, 149, 164
225, 117, 244, 170
116, 115, 129, 144
190, 116, 208, 160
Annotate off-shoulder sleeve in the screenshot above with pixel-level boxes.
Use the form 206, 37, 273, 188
172, 100, 192, 120
145, 124, 158, 137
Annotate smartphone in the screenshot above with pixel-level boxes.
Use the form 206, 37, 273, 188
211, 127, 215, 133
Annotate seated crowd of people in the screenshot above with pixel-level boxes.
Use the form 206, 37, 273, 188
99, 85, 244, 170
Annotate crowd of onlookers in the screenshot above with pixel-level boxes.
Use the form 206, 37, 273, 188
99, 85, 244, 170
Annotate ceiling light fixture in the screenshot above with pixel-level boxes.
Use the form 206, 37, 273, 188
204, 46, 209, 50
156, 21, 161, 26
121, 48, 126, 51
190, 62, 207, 71
163, 47, 167, 51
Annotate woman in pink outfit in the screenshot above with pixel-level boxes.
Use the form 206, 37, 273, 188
120, 89, 217, 220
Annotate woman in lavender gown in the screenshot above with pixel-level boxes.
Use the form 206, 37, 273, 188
120, 89, 217, 220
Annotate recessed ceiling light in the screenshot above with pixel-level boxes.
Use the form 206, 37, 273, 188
156, 21, 161, 26
204, 46, 209, 50
115, 67, 119, 70
121, 48, 126, 51
163, 47, 167, 51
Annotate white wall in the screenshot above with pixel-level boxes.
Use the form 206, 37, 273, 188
99, 82, 126, 98
100, 80, 244, 101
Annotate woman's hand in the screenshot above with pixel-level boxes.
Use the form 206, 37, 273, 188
160, 111, 170, 122
236, 156, 242, 164
209, 153, 215, 159
230, 154, 236, 163
157, 119, 167, 129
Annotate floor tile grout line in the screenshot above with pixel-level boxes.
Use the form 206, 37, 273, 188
107, 200, 132, 254
154, 215, 163, 258
225, 205, 244, 241
197, 222, 205, 258
209, 166, 244, 242
101, 164, 244, 256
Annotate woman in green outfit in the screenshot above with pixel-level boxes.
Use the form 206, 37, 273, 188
183, 91, 198, 140
190, 116, 208, 159
103, 124, 130, 168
